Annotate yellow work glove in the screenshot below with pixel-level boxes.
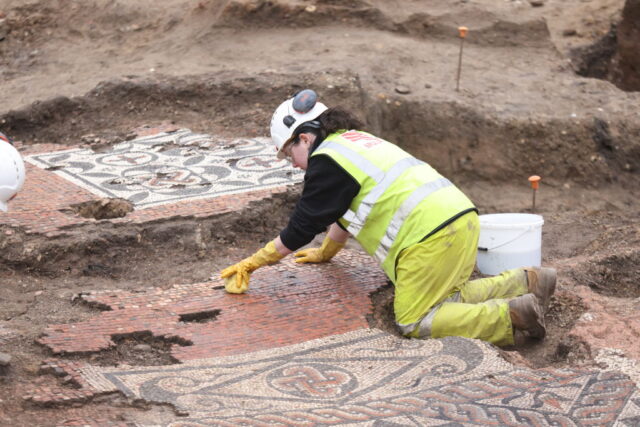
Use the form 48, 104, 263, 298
294, 235, 345, 264
220, 241, 284, 294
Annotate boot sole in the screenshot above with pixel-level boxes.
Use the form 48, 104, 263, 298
528, 295, 546, 339
510, 293, 546, 339
530, 267, 557, 313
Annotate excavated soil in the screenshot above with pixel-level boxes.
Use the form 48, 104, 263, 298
1, 0, 639, 425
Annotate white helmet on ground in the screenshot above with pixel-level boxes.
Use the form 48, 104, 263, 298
0, 133, 26, 212
270, 89, 328, 159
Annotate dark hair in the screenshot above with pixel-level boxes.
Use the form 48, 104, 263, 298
314, 107, 364, 141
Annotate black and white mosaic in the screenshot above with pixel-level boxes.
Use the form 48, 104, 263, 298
26, 129, 303, 208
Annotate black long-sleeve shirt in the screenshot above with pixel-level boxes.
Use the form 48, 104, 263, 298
279, 134, 478, 253
279, 138, 360, 251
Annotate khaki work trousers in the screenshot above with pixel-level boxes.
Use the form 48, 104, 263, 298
394, 212, 529, 347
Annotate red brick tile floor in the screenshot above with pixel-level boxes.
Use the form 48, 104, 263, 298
38, 252, 386, 361
2, 134, 390, 416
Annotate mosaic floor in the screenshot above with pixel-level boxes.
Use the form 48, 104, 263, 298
30, 249, 640, 426
68, 329, 640, 426
9, 128, 640, 426
25, 129, 303, 208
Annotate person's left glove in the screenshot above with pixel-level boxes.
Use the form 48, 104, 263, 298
294, 234, 345, 264
220, 241, 284, 294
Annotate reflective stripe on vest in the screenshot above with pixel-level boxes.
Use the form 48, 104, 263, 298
340, 155, 426, 236
313, 130, 475, 283
374, 176, 452, 262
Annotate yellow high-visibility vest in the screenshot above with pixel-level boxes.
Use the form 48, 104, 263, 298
313, 130, 476, 283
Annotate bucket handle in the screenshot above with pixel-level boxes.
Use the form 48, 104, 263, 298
478, 226, 535, 252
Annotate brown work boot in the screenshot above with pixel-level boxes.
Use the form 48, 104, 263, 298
525, 267, 557, 313
509, 293, 546, 339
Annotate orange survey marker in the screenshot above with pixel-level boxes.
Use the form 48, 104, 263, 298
528, 175, 541, 212
456, 27, 468, 91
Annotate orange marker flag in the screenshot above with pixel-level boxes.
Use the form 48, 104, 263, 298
528, 175, 541, 212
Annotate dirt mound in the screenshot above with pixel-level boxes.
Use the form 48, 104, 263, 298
0, 185, 301, 274
570, 28, 617, 82
610, 0, 640, 91
71, 198, 134, 220
570, 0, 640, 92
0, 1, 55, 46
216, 0, 552, 48
3, 71, 640, 187
363, 92, 640, 185
218, 0, 387, 29
67, 331, 185, 367
398, 13, 552, 48
571, 249, 640, 298
0, 71, 362, 144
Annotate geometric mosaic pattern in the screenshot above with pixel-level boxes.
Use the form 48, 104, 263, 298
74, 329, 640, 426
25, 129, 303, 209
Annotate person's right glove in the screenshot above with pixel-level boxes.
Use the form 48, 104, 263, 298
294, 235, 345, 264
220, 240, 284, 294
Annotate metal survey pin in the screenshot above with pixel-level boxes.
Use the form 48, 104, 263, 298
528, 175, 541, 213
456, 26, 468, 92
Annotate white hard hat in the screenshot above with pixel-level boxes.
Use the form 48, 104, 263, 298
0, 135, 26, 212
270, 89, 328, 159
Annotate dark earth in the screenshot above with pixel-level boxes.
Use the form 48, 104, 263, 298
1, 0, 639, 425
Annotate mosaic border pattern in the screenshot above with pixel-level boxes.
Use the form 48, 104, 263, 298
76, 329, 640, 426
26, 129, 303, 209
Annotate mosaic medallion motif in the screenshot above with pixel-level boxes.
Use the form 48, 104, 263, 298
77, 329, 639, 426
266, 363, 358, 399
26, 129, 303, 208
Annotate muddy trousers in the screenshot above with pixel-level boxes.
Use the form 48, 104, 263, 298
394, 212, 529, 347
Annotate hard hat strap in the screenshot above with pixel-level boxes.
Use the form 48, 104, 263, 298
288, 120, 322, 146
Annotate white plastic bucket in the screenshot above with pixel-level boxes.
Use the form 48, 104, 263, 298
476, 213, 544, 275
